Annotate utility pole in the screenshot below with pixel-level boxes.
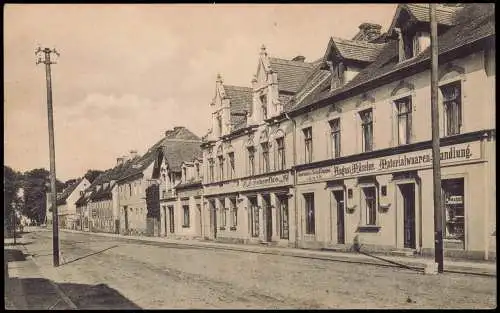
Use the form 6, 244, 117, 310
429, 4, 444, 273
36, 47, 60, 267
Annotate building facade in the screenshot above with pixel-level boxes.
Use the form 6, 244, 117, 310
53, 178, 91, 230
287, 3, 495, 260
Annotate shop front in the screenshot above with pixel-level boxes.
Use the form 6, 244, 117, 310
295, 139, 492, 259
203, 171, 294, 247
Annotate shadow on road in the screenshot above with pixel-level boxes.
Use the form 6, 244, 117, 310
5, 276, 142, 309
60, 245, 119, 267
4, 248, 27, 262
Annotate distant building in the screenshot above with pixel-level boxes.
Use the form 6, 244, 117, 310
47, 178, 91, 230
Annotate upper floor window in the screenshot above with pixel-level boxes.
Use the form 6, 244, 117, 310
247, 147, 256, 176
303, 127, 313, 163
362, 186, 377, 226
395, 96, 412, 145
329, 118, 341, 158
217, 115, 222, 137
261, 142, 270, 173
182, 167, 187, 183
276, 137, 285, 171
195, 163, 200, 179
360, 109, 373, 152
208, 158, 215, 183
441, 81, 462, 136
260, 94, 268, 120
227, 152, 235, 180
218, 155, 224, 181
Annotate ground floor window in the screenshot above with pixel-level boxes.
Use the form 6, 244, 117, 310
278, 195, 289, 239
219, 199, 226, 228
304, 193, 315, 235
249, 197, 259, 237
230, 198, 237, 228
183, 205, 190, 227
442, 178, 465, 246
362, 186, 377, 225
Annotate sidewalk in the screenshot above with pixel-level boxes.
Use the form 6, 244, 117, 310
4, 237, 77, 310
56, 228, 496, 277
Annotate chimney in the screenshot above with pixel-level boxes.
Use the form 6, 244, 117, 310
130, 150, 138, 159
292, 55, 306, 62
355, 23, 382, 41
116, 157, 124, 166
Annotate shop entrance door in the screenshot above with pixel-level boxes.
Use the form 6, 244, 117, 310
168, 206, 175, 234
332, 190, 345, 244
163, 206, 167, 236
400, 183, 416, 249
263, 195, 272, 242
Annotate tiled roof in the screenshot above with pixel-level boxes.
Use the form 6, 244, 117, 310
405, 4, 462, 26
223, 85, 253, 130
269, 57, 315, 93
289, 3, 494, 113
330, 37, 387, 63
56, 178, 82, 205
163, 140, 203, 172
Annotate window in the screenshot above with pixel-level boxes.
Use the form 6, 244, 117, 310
303, 127, 313, 163
395, 96, 412, 145
278, 195, 289, 239
360, 109, 373, 152
261, 94, 268, 120
304, 193, 315, 235
247, 147, 255, 176
441, 81, 462, 136
218, 155, 224, 181
399, 30, 420, 62
128, 184, 132, 197
442, 178, 465, 247
183, 205, 190, 227
329, 118, 341, 158
230, 198, 237, 228
183, 167, 187, 183
217, 115, 222, 136
362, 187, 377, 225
249, 197, 259, 237
195, 163, 200, 179
208, 158, 215, 183
276, 137, 286, 171
219, 200, 226, 228
261, 142, 270, 173
227, 152, 235, 180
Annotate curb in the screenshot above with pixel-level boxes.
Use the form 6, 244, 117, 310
17, 239, 78, 310
53, 228, 496, 277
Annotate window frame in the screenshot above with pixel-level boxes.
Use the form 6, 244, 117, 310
303, 193, 315, 235
303, 127, 313, 164
261, 142, 270, 173
395, 96, 413, 145
227, 152, 235, 180
208, 158, 215, 183
329, 118, 341, 158
440, 80, 462, 137
361, 186, 378, 226
247, 146, 256, 176
182, 205, 190, 227
276, 137, 286, 171
360, 109, 373, 153
230, 198, 237, 228
218, 155, 224, 181
278, 195, 289, 239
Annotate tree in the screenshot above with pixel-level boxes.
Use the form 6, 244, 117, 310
4, 166, 22, 235
63, 178, 79, 190
84, 169, 104, 183
21, 168, 64, 224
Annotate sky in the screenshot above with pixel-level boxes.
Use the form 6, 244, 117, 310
4, 4, 397, 181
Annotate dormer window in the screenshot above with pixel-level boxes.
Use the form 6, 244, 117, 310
397, 28, 429, 62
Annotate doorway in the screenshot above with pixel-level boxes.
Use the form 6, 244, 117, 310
332, 190, 345, 244
209, 200, 217, 239
163, 206, 167, 236
168, 206, 175, 234
262, 194, 272, 242
123, 206, 129, 233
197, 203, 202, 237
399, 183, 416, 249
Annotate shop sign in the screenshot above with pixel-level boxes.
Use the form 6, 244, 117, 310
241, 172, 291, 190
204, 180, 239, 196
297, 141, 481, 184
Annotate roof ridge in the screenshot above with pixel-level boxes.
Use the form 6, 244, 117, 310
331, 36, 387, 48
223, 84, 253, 90
269, 57, 316, 68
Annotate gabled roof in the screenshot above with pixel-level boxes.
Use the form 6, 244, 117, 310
388, 3, 465, 35
289, 3, 494, 113
269, 57, 316, 93
56, 178, 83, 205
326, 37, 387, 63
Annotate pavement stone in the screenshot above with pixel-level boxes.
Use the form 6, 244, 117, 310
55, 228, 496, 277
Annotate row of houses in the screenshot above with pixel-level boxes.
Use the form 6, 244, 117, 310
47, 4, 495, 260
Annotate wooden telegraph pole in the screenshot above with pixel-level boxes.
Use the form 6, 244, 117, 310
36, 47, 60, 267
429, 4, 444, 273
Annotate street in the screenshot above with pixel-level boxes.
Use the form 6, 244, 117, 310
12, 230, 497, 309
